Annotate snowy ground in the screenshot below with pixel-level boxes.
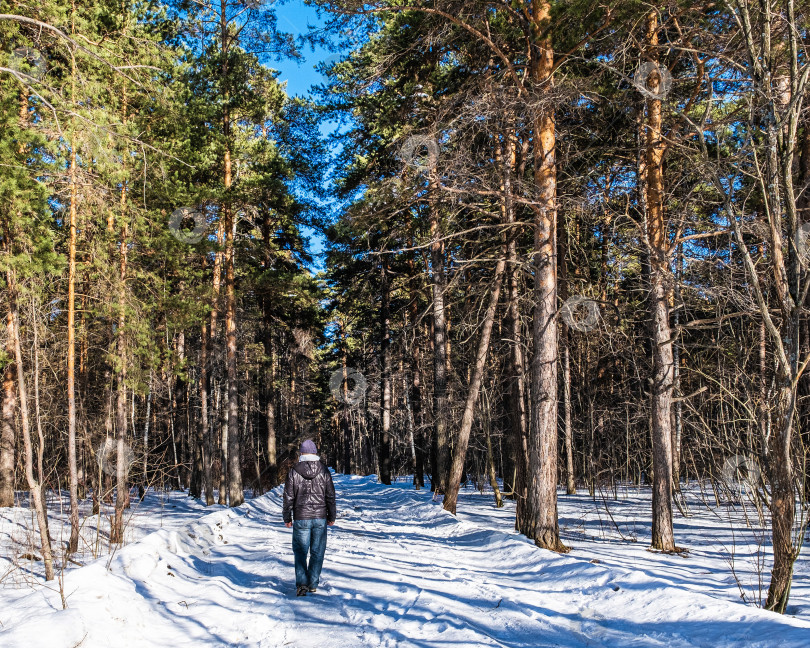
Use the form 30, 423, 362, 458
0, 488, 213, 599
459, 479, 810, 619
0, 475, 808, 647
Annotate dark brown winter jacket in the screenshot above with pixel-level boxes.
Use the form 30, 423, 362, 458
282, 459, 336, 523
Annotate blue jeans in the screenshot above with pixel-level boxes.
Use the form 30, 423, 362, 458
292, 518, 327, 589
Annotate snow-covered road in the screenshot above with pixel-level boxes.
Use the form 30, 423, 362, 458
1, 474, 809, 647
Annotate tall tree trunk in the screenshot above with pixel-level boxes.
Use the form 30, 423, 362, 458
485, 420, 503, 508
429, 192, 449, 493
0, 308, 16, 508
403, 359, 417, 485
340, 343, 352, 474
264, 331, 277, 485
260, 212, 277, 486
796, 122, 810, 503
224, 208, 243, 506
191, 358, 204, 499
220, 0, 243, 507
505, 234, 529, 507
217, 380, 227, 505
379, 259, 392, 484
563, 338, 575, 494
66, 54, 80, 551
405, 254, 426, 490
175, 332, 188, 490
443, 258, 505, 514
766, 382, 797, 611
642, 11, 676, 552
763, 7, 800, 610
199, 319, 212, 501
498, 126, 529, 509
202, 219, 225, 506
519, 0, 566, 552
558, 209, 575, 495
111, 183, 129, 544
412, 368, 425, 490
143, 371, 152, 485
6, 275, 54, 579
672, 246, 683, 492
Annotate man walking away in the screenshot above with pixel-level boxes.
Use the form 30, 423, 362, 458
283, 439, 336, 596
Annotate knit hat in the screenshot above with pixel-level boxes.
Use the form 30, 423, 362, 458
299, 439, 317, 455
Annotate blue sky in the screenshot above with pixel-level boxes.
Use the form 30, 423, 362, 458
272, 1, 337, 271
273, 2, 330, 99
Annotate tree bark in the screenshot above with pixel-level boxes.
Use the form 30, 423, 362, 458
443, 258, 505, 514
220, 0, 243, 507
498, 125, 529, 510
558, 209, 575, 495
766, 383, 797, 611
143, 371, 152, 486
260, 213, 277, 486
67, 85, 80, 553
563, 338, 575, 495
642, 11, 676, 552
6, 276, 54, 579
429, 192, 449, 493
217, 380, 227, 505
202, 218, 225, 505
111, 191, 129, 544
519, 0, 566, 553
485, 415, 503, 508
379, 259, 392, 484
0, 309, 16, 508
264, 331, 277, 485
408, 317, 425, 489
225, 209, 243, 506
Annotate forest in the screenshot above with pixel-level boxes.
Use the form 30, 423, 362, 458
1, 0, 809, 632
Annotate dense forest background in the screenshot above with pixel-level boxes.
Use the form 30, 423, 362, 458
1, 0, 809, 614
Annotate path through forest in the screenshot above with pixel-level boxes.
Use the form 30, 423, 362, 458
1, 475, 809, 647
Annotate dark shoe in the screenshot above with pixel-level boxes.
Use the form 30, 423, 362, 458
308, 587, 317, 593
296, 586, 308, 597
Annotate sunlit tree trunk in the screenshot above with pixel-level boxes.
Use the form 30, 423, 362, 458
520, 0, 566, 552
221, 0, 243, 507
642, 11, 676, 552
67, 33, 80, 550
